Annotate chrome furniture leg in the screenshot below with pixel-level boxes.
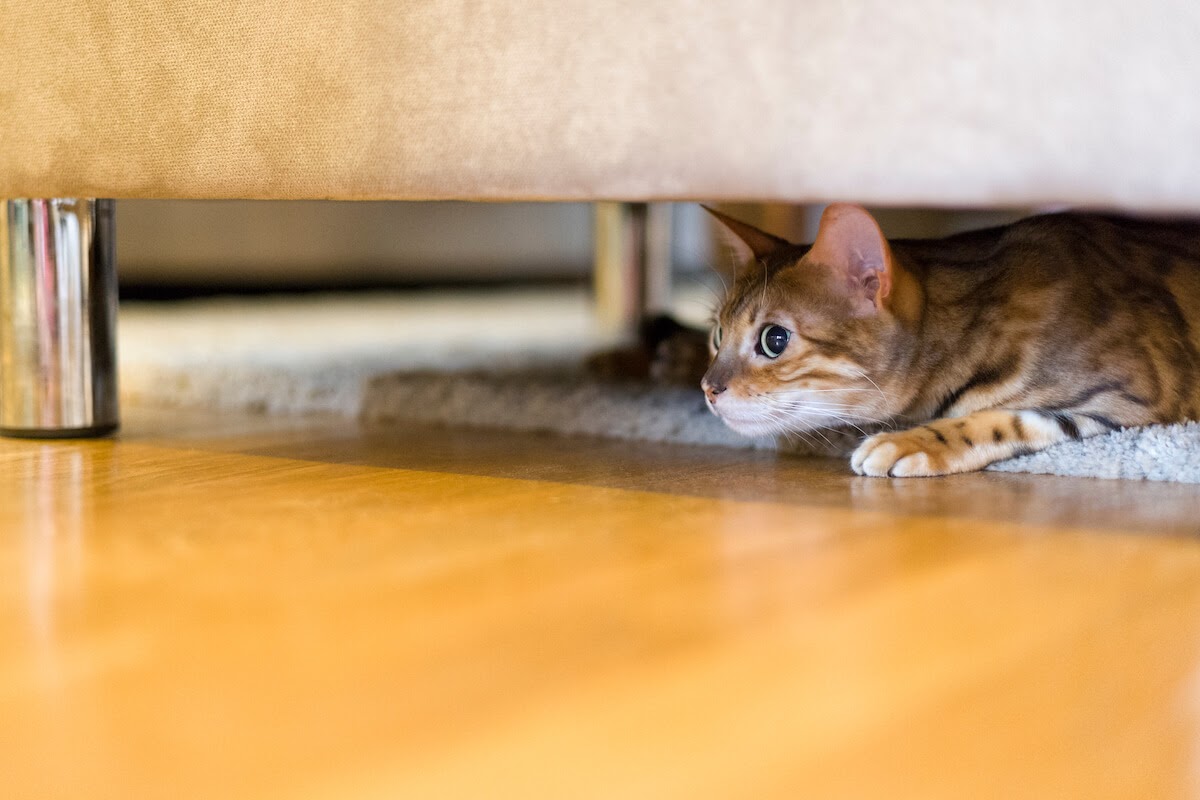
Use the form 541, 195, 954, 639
0, 199, 118, 438
593, 202, 673, 339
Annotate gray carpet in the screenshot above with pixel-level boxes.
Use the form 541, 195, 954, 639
120, 291, 1200, 484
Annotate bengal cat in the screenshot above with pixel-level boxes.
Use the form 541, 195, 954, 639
673, 204, 1200, 477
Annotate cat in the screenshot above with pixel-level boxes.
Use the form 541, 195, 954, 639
669, 204, 1200, 477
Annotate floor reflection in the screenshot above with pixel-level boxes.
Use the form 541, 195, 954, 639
20, 445, 90, 658
245, 423, 1200, 536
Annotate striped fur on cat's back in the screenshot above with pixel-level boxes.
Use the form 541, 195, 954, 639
699, 205, 1200, 477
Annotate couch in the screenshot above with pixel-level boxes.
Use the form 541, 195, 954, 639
3, 0, 1199, 434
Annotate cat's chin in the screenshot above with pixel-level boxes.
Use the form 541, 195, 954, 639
713, 412, 792, 439
715, 409, 839, 439
718, 419, 779, 438
710, 397, 844, 438
724, 420, 830, 439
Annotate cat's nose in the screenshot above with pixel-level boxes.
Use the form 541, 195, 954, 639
702, 379, 726, 403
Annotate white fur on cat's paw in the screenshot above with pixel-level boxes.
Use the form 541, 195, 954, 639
851, 432, 941, 478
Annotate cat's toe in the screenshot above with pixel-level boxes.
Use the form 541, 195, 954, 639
851, 437, 902, 476
887, 452, 937, 478
851, 433, 943, 477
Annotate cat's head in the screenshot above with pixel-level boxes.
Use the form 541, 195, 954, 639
701, 204, 911, 437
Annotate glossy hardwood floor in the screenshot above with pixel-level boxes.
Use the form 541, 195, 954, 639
1, 406, 1199, 799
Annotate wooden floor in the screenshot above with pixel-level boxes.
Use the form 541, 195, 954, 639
2, 406, 1199, 799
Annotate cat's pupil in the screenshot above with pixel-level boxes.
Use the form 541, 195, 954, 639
759, 325, 790, 358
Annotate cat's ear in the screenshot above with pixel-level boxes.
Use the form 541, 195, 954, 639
702, 206, 793, 267
806, 203, 894, 316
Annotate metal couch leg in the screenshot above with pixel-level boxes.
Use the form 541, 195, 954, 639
0, 199, 119, 438
592, 202, 672, 339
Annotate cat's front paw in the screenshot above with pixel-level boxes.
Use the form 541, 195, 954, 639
851, 429, 951, 477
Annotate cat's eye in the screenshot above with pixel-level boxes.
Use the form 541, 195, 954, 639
758, 324, 790, 359
710, 324, 722, 351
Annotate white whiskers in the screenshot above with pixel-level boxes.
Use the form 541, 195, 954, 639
756, 387, 899, 437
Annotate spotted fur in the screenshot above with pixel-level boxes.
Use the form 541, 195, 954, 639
699, 205, 1200, 477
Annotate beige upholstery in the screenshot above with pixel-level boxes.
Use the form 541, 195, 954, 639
4, 1, 1200, 210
